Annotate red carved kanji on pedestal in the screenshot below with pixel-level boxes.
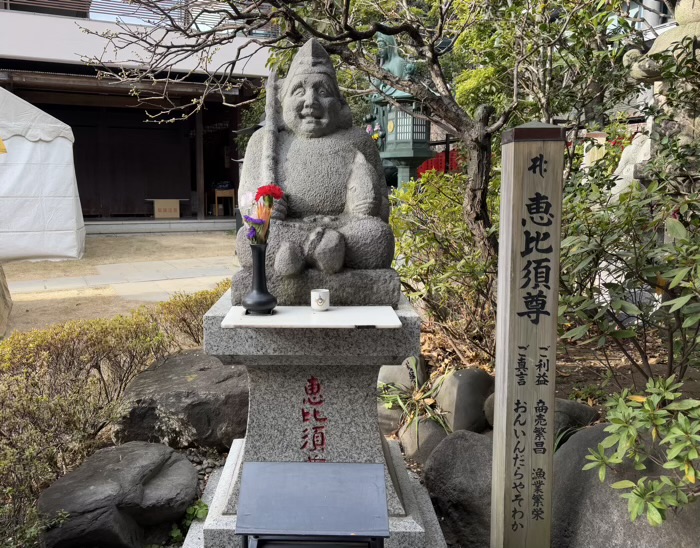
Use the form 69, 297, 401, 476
301, 376, 329, 462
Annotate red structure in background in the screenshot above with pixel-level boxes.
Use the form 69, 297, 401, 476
417, 149, 462, 177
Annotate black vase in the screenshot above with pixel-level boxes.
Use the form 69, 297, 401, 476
242, 244, 277, 315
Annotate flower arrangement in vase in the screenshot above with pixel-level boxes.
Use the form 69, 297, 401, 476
240, 184, 285, 315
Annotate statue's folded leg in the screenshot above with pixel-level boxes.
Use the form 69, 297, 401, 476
339, 217, 395, 269
274, 241, 305, 276
237, 217, 393, 274
236, 221, 346, 276
304, 227, 345, 274
236, 221, 309, 271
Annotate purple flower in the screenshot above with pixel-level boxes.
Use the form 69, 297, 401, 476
244, 215, 265, 226
246, 226, 257, 240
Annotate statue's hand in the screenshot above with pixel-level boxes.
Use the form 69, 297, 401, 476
302, 215, 339, 226
271, 195, 288, 220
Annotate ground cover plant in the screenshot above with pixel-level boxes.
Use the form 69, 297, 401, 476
585, 376, 700, 526
0, 280, 230, 547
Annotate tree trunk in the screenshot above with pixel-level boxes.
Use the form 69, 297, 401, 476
463, 125, 498, 262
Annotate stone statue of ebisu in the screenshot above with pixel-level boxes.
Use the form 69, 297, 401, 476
232, 39, 401, 306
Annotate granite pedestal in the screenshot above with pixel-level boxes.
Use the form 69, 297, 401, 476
230, 268, 402, 307
195, 291, 446, 548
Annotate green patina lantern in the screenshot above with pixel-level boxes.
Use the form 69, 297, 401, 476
369, 33, 434, 187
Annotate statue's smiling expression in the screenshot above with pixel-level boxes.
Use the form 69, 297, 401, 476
283, 73, 342, 138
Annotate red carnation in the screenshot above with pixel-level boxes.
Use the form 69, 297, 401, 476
255, 184, 284, 202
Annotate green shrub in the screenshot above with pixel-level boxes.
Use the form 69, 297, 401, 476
155, 279, 231, 347
584, 376, 700, 526
390, 171, 497, 364
559, 40, 700, 382
0, 314, 158, 544
0, 279, 231, 545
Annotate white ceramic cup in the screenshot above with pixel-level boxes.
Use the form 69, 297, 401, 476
311, 289, 330, 311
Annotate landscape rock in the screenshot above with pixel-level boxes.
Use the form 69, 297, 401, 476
377, 358, 429, 436
38, 442, 198, 548
553, 424, 700, 548
116, 349, 248, 450
554, 398, 600, 437
484, 392, 495, 426
377, 401, 403, 436
436, 368, 494, 433
399, 418, 448, 464
484, 394, 599, 436
424, 431, 492, 547
378, 356, 428, 389
0, 265, 12, 337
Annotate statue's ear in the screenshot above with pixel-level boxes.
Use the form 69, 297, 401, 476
338, 101, 353, 130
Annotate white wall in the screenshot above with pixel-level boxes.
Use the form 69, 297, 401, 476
0, 10, 270, 77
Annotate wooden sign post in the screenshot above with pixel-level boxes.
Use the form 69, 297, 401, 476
491, 122, 566, 548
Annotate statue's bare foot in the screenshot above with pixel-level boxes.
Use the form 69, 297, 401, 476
274, 241, 305, 277
305, 227, 345, 273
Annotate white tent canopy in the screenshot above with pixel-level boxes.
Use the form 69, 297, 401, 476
0, 87, 85, 261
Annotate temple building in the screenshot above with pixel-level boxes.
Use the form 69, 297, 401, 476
0, 1, 269, 231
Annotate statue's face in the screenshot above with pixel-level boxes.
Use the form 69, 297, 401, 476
377, 38, 388, 62
282, 73, 342, 138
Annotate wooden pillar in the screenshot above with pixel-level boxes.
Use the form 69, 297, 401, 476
491, 122, 565, 548
195, 110, 205, 219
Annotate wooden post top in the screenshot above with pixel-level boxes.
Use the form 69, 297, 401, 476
502, 122, 566, 144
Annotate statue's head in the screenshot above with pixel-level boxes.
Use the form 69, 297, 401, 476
376, 33, 397, 64
280, 39, 353, 138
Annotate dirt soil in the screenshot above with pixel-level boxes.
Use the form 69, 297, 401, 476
3, 233, 233, 281
2, 233, 234, 334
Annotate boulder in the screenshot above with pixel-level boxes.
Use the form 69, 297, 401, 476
378, 356, 428, 389
436, 368, 494, 433
0, 265, 12, 337
554, 398, 600, 438
116, 350, 248, 450
424, 431, 492, 547
377, 357, 428, 436
377, 401, 403, 437
38, 442, 198, 548
484, 394, 599, 436
553, 424, 700, 548
399, 418, 448, 464
484, 392, 495, 426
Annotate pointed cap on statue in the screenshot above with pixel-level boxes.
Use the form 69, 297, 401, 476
281, 39, 339, 97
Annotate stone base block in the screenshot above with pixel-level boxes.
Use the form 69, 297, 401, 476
193, 438, 446, 548
231, 268, 401, 307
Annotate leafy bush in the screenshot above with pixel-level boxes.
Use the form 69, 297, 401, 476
0, 312, 166, 544
559, 40, 700, 382
156, 279, 231, 347
584, 376, 700, 526
390, 171, 497, 364
0, 280, 231, 546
